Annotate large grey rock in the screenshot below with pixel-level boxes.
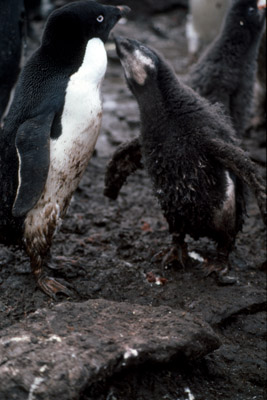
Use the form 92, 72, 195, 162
0, 299, 219, 400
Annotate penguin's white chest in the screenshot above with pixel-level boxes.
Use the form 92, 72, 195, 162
54, 38, 107, 165
24, 38, 107, 236
49, 38, 107, 207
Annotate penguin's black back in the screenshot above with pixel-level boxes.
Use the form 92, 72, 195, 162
0, 57, 65, 244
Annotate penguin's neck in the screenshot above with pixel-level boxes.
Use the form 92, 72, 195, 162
42, 38, 108, 81
138, 83, 164, 117
77, 38, 107, 86
138, 64, 190, 132
215, 22, 262, 67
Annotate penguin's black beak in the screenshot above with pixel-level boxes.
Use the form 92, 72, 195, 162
102, 5, 131, 43
114, 36, 136, 59
114, 35, 123, 58
116, 5, 131, 17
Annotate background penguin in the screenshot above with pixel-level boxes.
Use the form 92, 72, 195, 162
113, 37, 266, 278
188, 0, 266, 138
0, 0, 130, 298
186, 0, 230, 57
104, 0, 266, 199
0, 0, 26, 124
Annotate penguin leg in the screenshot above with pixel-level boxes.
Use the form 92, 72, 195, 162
203, 195, 238, 284
203, 241, 237, 285
29, 251, 72, 299
153, 233, 188, 268
24, 203, 72, 298
203, 248, 229, 276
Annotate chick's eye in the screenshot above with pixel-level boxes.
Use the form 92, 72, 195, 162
97, 15, 104, 23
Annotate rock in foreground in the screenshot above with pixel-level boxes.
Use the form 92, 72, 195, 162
0, 299, 219, 400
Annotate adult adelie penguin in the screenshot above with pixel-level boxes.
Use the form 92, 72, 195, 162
0, 1, 130, 297
113, 37, 266, 278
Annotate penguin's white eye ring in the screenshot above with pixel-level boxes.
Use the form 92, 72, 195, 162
97, 15, 104, 23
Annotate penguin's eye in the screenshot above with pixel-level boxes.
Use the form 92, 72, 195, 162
97, 15, 104, 23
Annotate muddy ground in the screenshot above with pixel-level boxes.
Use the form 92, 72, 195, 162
0, 3, 266, 400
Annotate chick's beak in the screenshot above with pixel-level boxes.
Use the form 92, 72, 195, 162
114, 35, 129, 57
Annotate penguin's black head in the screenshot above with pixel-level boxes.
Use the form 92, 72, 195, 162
115, 36, 159, 94
226, 0, 266, 38
42, 1, 130, 55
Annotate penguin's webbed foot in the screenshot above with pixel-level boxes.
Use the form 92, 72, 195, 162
37, 275, 73, 299
152, 243, 188, 269
203, 259, 237, 285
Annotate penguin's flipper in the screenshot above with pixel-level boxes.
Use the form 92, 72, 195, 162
12, 113, 54, 218
203, 136, 267, 224
104, 137, 143, 200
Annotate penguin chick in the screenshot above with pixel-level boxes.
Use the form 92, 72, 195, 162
0, 0, 25, 124
0, 1, 130, 298
186, 0, 230, 56
104, 0, 266, 197
114, 37, 266, 275
188, 0, 266, 137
